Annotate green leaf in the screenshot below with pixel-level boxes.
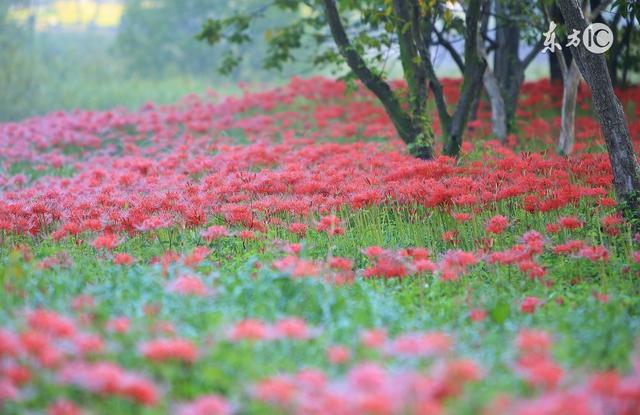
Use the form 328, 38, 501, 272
490, 301, 511, 324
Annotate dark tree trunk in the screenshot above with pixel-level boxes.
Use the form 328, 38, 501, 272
494, 0, 522, 131
442, 0, 486, 157
549, 52, 563, 83
556, 0, 640, 220
605, 9, 623, 87
492, 0, 542, 133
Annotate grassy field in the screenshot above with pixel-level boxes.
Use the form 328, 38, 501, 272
0, 77, 639, 414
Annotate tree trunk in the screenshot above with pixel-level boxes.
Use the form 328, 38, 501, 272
557, 61, 580, 155
477, 14, 507, 143
556, 0, 640, 219
321, 0, 434, 159
549, 52, 563, 83
494, 0, 522, 131
484, 67, 508, 142
443, 0, 486, 157
605, 9, 623, 87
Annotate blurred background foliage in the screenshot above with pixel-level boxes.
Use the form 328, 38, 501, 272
0, 0, 636, 123
0, 0, 315, 122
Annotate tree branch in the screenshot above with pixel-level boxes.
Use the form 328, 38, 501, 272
433, 28, 465, 73
589, 0, 613, 21
522, 38, 544, 69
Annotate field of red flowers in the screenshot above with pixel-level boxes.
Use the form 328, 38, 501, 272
1, 77, 640, 414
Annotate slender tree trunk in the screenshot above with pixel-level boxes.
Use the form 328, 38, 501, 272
477, 0, 507, 143
321, 0, 434, 159
468, 85, 482, 122
494, 0, 522, 131
484, 67, 508, 142
605, 9, 622, 87
556, 0, 640, 219
557, 61, 580, 155
549, 52, 563, 83
443, 0, 486, 157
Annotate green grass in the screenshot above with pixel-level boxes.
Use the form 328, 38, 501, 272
1, 199, 639, 413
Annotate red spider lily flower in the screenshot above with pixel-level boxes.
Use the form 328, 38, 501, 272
19, 330, 64, 368
469, 308, 487, 322
106, 317, 130, 334
282, 243, 301, 255
113, 253, 135, 265
329, 257, 352, 270
359, 328, 387, 349
602, 213, 624, 236
229, 320, 271, 341
57, 361, 158, 406
592, 292, 609, 304
517, 357, 564, 390
553, 240, 586, 255
0, 379, 19, 402
452, 212, 472, 223
364, 254, 409, 279
327, 345, 351, 364
516, 330, 552, 357
253, 376, 296, 404
316, 215, 344, 236
634, 251, 640, 264
0, 329, 20, 358
588, 371, 621, 396
140, 338, 198, 363
437, 250, 478, 281
442, 358, 483, 386
72, 333, 105, 355
177, 395, 232, 415
272, 256, 321, 278
183, 247, 209, 267
545, 223, 560, 234
386, 332, 452, 358
47, 399, 83, 415
577, 245, 610, 262
414, 258, 437, 273
135, 214, 173, 232
91, 233, 121, 250
364, 246, 386, 258
71, 295, 95, 311
520, 297, 542, 314
600, 197, 617, 207
402, 247, 431, 260
518, 260, 547, 280
150, 321, 176, 337
442, 230, 458, 242
288, 222, 307, 237
3, 363, 31, 386
27, 309, 76, 338
166, 275, 211, 296
558, 216, 583, 230
238, 230, 257, 240
274, 318, 311, 340
200, 225, 229, 242
331, 270, 356, 285
485, 215, 509, 235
